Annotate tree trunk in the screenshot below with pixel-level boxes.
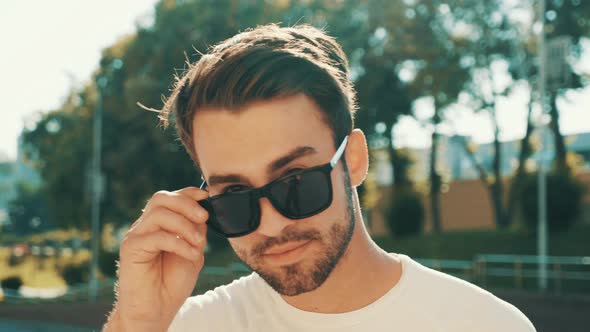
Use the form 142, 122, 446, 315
507, 96, 534, 223
389, 142, 413, 189
429, 122, 442, 233
490, 107, 509, 228
389, 144, 404, 187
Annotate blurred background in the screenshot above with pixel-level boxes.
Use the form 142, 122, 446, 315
0, 0, 589, 331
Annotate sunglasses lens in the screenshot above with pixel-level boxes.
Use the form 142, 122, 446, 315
201, 167, 333, 237
269, 169, 332, 218
209, 192, 258, 237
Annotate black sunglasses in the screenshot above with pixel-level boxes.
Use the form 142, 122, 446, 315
197, 136, 349, 238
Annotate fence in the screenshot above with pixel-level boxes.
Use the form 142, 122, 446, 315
2, 254, 590, 304
471, 254, 590, 293
417, 254, 590, 294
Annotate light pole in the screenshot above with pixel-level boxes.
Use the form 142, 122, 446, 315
89, 75, 106, 302
534, 114, 550, 292
535, 0, 548, 292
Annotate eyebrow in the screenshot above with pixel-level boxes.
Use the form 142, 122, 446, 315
206, 146, 317, 187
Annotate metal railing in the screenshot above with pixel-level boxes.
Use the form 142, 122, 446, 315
2, 254, 590, 303
418, 254, 590, 293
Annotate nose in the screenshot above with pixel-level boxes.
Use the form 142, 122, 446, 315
256, 197, 296, 237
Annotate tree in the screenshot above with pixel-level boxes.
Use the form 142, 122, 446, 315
379, 0, 471, 233
21, 93, 93, 230
520, 171, 584, 232
460, 0, 590, 228
454, 0, 521, 228
7, 182, 51, 235
22, 0, 288, 230
541, 0, 590, 173
21, 0, 406, 240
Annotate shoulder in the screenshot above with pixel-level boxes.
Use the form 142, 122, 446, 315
167, 273, 267, 332
399, 255, 536, 331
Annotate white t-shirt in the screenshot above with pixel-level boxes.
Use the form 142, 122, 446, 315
168, 254, 536, 331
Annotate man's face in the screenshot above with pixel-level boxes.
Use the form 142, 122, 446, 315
192, 94, 355, 296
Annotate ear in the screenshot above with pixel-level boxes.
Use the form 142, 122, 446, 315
344, 129, 369, 187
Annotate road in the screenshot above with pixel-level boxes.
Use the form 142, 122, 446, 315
0, 319, 95, 332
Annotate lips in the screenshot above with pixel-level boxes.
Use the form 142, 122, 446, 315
263, 240, 311, 256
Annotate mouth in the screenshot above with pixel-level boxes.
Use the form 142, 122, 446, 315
261, 240, 313, 266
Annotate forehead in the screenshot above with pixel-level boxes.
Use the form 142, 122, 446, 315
192, 94, 334, 179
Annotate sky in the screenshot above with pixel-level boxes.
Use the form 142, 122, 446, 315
0, 0, 159, 161
0, 1, 589, 161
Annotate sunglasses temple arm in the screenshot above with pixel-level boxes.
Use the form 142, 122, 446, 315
199, 179, 206, 190
330, 135, 349, 167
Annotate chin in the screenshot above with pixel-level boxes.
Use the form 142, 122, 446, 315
251, 220, 355, 296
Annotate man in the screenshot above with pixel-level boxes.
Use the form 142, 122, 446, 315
103, 24, 536, 331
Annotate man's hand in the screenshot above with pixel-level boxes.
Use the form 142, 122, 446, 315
104, 187, 209, 332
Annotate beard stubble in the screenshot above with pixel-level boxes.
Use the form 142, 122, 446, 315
233, 173, 356, 296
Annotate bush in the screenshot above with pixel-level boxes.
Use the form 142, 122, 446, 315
520, 172, 584, 233
1, 276, 23, 290
386, 188, 424, 237
8, 254, 24, 267
99, 250, 119, 277
62, 264, 90, 285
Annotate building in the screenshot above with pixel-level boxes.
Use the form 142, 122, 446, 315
397, 131, 590, 183
367, 131, 590, 235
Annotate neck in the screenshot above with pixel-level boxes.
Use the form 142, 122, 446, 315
280, 194, 402, 313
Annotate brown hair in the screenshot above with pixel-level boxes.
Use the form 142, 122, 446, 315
158, 23, 357, 165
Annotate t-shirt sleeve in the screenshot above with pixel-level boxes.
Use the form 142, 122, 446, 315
462, 290, 537, 332
405, 258, 537, 332
440, 278, 537, 331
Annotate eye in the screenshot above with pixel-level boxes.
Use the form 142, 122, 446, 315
223, 185, 249, 194
279, 168, 306, 184
284, 168, 305, 176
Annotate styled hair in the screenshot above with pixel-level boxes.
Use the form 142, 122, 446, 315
158, 23, 357, 165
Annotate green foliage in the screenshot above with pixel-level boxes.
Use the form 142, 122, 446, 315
19, 0, 419, 231
99, 250, 119, 278
1, 276, 23, 290
519, 172, 585, 233
8, 253, 25, 267
18, 0, 590, 239
21, 99, 92, 230
386, 188, 425, 237
375, 222, 590, 260
61, 263, 90, 286
7, 182, 51, 235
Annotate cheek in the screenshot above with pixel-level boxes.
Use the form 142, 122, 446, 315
329, 172, 349, 211
228, 237, 254, 258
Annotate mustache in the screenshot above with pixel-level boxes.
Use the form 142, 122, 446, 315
251, 229, 322, 257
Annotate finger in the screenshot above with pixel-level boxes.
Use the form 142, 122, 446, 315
132, 207, 206, 248
122, 231, 203, 264
196, 223, 207, 240
174, 186, 210, 201
145, 190, 209, 224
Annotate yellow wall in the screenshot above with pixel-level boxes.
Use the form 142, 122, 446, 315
368, 171, 590, 236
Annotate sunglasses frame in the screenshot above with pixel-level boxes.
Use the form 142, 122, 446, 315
198, 136, 349, 238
